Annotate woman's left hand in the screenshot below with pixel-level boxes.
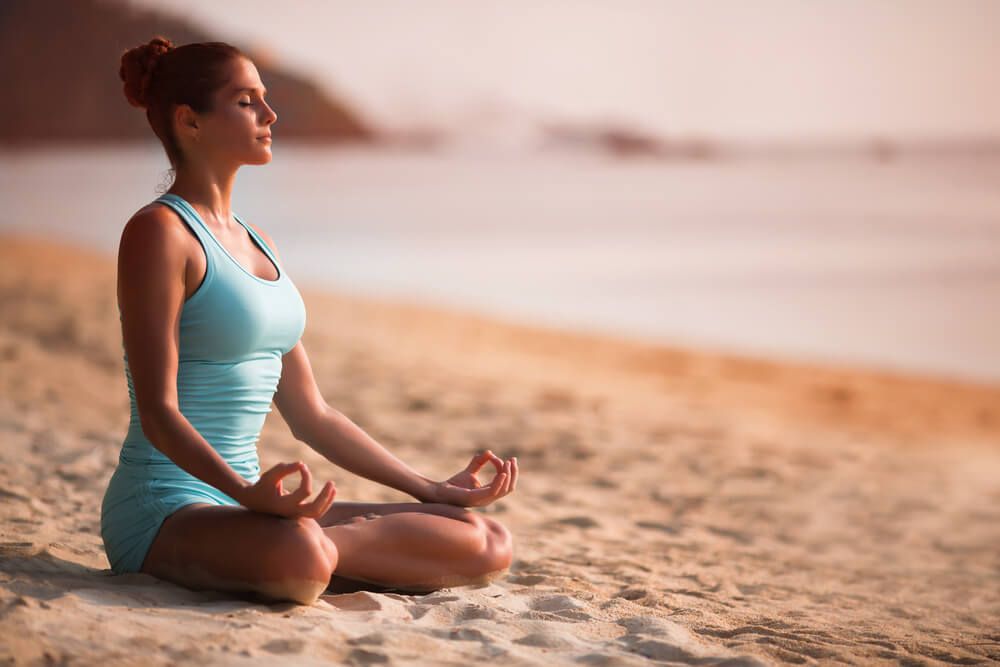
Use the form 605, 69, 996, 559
425, 450, 518, 507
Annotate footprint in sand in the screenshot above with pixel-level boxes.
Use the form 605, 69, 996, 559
514, 630, 583, 650
520, 594, 593, 621
506, 574, 547, 586
553, 516, 601, 529
705, 525, 755, 545
345, 648, 390, 665
346, 632, 386, 647
259, 638, 305, 655
456, 602, 497, 621
574, 651, 653, 666
617, 588, 648, 601
0, 541, 36, 557
635, 520, 683, 535
530, 594, 587, 613
432, 627, 495, 643
617, 616, 766, 665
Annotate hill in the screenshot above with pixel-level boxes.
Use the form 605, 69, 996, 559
0, 0, 376, 145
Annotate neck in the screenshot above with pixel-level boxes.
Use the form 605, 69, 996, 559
166, 163, 239, 227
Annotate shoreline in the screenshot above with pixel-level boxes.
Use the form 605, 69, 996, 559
5, 231, 995, 440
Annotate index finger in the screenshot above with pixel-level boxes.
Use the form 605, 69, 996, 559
486, 452, 505, 473
467, 450, 503, 476
285, 463, 313, 503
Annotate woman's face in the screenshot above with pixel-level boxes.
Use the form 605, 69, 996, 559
185, 57, 278, 166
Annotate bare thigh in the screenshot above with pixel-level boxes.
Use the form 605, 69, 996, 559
141, 503, 337, 605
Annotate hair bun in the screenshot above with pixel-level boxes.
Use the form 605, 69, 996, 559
120, 36, 175, 109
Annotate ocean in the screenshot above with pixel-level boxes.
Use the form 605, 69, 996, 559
2, 143, 998, 384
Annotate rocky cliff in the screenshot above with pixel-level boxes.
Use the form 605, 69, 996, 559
0, 0, 377, 145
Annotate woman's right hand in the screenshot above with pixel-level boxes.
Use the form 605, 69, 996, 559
234, 461, 336, 519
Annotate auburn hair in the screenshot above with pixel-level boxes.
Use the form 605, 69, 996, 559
120, 36, 248, 180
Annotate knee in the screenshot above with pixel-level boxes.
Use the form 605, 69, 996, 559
474, 515, 513, 575
271, 516, 338, 586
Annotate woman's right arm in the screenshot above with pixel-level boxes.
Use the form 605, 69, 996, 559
119, 206, 335, 519
117, 206, 253, 500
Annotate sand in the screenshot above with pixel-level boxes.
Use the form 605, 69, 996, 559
1, 233, 998, 666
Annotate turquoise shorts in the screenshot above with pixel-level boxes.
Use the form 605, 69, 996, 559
100, 461, 260, 574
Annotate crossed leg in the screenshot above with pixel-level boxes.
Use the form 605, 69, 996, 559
139, 500, 513, 604
317, 501, 513, 593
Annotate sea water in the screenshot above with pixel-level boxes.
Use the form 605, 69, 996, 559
2, 144, 998, 384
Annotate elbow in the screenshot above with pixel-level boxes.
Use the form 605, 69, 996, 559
290, 404, 335, 443
137, 401, 178, 440
290, 421, 317, 444
290, 425, 310, 443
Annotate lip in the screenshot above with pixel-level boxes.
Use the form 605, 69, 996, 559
257, 134, 272, 140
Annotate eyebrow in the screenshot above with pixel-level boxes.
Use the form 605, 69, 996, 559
235, 86, 268, 95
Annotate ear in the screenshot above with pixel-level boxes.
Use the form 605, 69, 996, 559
173, 103, 200, 140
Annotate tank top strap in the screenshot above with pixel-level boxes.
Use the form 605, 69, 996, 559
233, 212, 279, 269
154, 193, 218, 257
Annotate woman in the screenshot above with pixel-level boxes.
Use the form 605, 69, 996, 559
102, 36, 518, 606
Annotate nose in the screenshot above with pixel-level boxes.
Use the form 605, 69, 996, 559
262, 101, 277, 126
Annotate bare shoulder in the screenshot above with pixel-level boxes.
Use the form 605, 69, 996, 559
118, 202, 193, 274
121, 202, 188, 244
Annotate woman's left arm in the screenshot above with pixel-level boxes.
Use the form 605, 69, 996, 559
276, 339, 518, 506
257, 225, 516, 505
274, 340, 440, 501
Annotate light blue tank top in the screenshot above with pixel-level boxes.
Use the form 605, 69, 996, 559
117, 193, 307, 481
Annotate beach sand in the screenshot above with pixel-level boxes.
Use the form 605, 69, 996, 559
1, 233, 998, 665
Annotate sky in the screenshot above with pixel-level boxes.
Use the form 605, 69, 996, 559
126, 0, 1000, 142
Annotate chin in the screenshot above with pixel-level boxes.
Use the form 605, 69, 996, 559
247, 149, 273, 165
